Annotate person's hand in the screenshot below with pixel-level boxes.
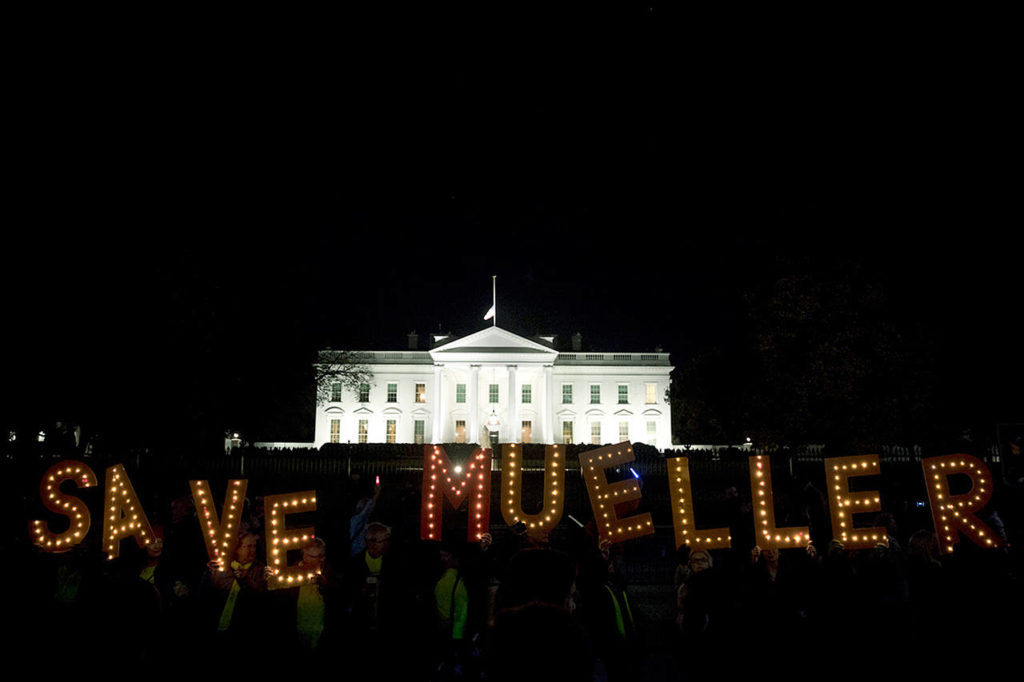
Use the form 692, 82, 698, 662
264, 566, 278, 580
751, 546, 761, 563
805, 542, 817, 559
480, 533, 493, 552
208, 558, 224, 572
599, 538, 612, 562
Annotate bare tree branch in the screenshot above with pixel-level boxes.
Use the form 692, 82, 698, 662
314, 350, 374, 406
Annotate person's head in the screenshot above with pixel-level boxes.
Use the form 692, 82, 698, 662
688, 550, 712, 574
146, 537, 164, 561
760, 547, 779, 565
301, 538, 326, 572
365, 522, 391, 559
145, 525, 165, 560
235, 532, 259, 564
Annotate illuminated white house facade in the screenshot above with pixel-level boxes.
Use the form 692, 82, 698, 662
314, 327, 673, 448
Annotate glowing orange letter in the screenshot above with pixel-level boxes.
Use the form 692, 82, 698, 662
579, 442, 654, 544
749, 455, 809, 550
31, 460, 98, 552
102, 463, 156, 559
499, 443, 565, 533
265, 490, 318, 589
667, 456, 730, 550
922, 454, 1003, 554
824, 455, 886, 550
190, 479, 248, 565
421, 445, 492, 542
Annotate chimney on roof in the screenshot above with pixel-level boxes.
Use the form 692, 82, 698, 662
572, 332, 582, 351
408, 331, 419, 350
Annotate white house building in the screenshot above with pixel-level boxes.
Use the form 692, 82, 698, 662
313, 327, 674, 448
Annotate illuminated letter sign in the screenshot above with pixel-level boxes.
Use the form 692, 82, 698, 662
824, 455, 886, 550
579, 442, 654, 544
667, 456, 730, 550
749, 455, 809, 550
102, 463, 156, 559
190, 479, 248, 565
499, 443, 565, 532
922, 454, 1003, 554
31, 460, 98, 552
265, 490, 318, 589
421, 445, 492, 542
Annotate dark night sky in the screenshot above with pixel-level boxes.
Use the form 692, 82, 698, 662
2, 6, 1019, 449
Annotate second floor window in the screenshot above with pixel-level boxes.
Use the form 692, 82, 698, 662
358, 383, 370, 402
456, 384, 466, 403
330, 382, 342, 402
387, 383, 398, 403
590, 385, 601, 404
522, 385, 532, 404
489, 384, 499, 404
416, 383, 426, 403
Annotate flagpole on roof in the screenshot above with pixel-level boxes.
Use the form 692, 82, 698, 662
483, 276, 497, 325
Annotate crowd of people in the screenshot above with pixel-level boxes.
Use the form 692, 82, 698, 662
12, 472, 1021, 681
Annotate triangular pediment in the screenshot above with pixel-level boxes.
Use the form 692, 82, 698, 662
431, 327, 557, 356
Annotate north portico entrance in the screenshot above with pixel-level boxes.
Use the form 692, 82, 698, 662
429, 327, 558, 444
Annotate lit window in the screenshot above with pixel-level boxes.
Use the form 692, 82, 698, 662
489, 384, 499, 404
618, 385, 628, 404
521, 421, 532, 443
358, 420, 368, 444
330, 382, 342, 402
619, 421, 629, 441
414, 420, 424, 445
591, 422, 602, 445
387, 383, 398, 403
647, 421, 657, 447
456, 384, 466, 403
645, 383, 657, 404
522, 384, 532, 404
590, 385, 601, 404
562, 385, 573, 404
386, 420, 397, 444
416, 383, 426, 403
455, 420, 466, 444
330, 419, 341, 443
562, 421, 573, 444
358, 383, 370, 402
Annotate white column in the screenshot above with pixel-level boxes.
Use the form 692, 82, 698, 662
507, 365, 517, 443
433, 365, 442, 442
544, 365, 554, 444
469, 365, 480, 444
